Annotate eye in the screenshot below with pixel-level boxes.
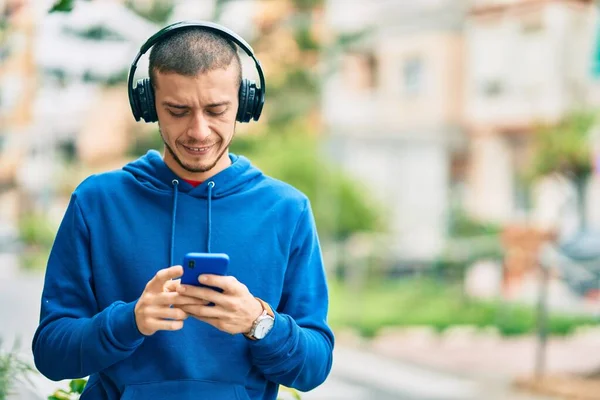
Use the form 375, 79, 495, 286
168, 110, 187, 118
206, 106, 227, 117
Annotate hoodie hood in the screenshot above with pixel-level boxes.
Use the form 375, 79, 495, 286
122, 149, 262, 198
122, 149, 262, 261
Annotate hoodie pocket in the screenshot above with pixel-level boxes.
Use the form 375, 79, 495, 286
120, 379, 251, 400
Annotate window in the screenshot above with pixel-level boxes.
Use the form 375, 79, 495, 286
481, 79, 504, 98
403, 57, 423, 96
58, 138, 77, 164
520, 14, 543, 35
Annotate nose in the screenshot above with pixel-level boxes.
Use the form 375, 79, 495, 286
187, 111, 211, 142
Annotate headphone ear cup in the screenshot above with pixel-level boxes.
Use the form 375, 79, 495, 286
131, 79, 143, 121
253, 87, 264, 122
143, 79, 157, 123
245, 81, 257, 121
236, 79, 250, 123
134, 78, 157, 123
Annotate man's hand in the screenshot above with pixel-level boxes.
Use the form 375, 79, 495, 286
175, 275, 264, 335
134, 265, 202, 336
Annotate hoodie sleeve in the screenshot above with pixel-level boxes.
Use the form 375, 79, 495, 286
32, 193, 145, 381
248, 199, 335, 392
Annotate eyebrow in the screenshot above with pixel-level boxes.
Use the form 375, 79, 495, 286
162, 101, 231, 109
163, 102, 187, 109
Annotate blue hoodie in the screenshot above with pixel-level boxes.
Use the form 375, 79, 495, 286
32, 150, 334, 400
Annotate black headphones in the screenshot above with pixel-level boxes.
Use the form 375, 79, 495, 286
127, 20, 265, 124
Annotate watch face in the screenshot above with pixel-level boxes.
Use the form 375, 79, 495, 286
254, 317, 275, 339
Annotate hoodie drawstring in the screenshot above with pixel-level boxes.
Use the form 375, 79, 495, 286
207, 181, 214, 253
169, 179, 214, 266
170, 179, 179, 267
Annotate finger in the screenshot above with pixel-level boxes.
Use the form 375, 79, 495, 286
176, 285, 227, 305
148, 306, 188, 321
170, 294, 211, 307
198, 275, 240, 293
147, 266, 183, 293
163, 279, 181, 292
155, 291, 182, 305
149, 318, 185, 332
172, 299, 211, 308
181, 304, 223, 319
155, 292, 206, 307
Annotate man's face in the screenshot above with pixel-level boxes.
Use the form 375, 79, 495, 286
153, 63, 239, 180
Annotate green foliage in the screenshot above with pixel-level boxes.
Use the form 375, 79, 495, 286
124, 0, 174, 25
291, 0, 324, 11
18, 213, 57, 270
265, 67, 320, 129
48, 379, 87, 400
65, 25, 125, 42
328, 278, 598, 338
18, 213, 56, 249
448, 210, 502, 237
0, 339, 36, 400
294, 25, 320, 51
128, 129, 164, 158
49, 0, 75, 13
433, 209, 503, 282
82, 69, 129, 87
69, 379, 87, 395
530, 111, 598, 181
230, 126, 386, 240
278, 386, 302, 400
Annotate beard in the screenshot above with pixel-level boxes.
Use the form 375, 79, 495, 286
159, 127, 233, 174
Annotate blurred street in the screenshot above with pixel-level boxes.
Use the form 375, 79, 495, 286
1, 266, 552, 400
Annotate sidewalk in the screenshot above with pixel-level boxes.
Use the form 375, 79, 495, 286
327, 343, 556, 400
365, 326, 600, 380
337, 326, 600, 399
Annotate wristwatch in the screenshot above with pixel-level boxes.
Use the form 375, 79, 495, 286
245, 297, 275, 340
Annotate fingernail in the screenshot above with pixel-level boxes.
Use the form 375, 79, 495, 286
178, 286, 186, 293
199, 275, 207, 283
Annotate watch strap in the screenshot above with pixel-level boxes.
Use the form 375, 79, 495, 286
255, 297, 274, 318
244, 297, 274, 340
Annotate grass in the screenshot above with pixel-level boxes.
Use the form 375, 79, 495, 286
328, 277, 599, 338
0, 339, 36, 400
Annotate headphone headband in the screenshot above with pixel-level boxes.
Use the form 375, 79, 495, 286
127, 20, 266, 122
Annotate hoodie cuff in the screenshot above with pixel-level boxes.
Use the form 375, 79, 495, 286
248, 310, 294, 357
106, 300, 145, 349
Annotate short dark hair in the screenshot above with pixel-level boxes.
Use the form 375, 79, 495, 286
148, 27, 242, 89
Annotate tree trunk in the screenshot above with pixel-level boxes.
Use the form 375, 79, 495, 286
574, 175, 588, 232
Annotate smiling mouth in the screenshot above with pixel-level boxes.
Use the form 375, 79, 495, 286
181, 144, 214, 154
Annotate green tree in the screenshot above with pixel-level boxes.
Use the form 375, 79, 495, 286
529, 111, 598, 230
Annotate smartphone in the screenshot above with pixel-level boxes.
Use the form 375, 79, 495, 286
181, 252, 229, 291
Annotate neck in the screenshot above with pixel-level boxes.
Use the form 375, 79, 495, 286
163, 149, 232, 182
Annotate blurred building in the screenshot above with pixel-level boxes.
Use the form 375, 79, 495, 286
323, 0, 469, 263
0, 0, 36, 231
0, 0, 161, 226
463, 0, 599, 227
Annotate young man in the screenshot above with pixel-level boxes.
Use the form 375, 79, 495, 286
32, 22, 334, 400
